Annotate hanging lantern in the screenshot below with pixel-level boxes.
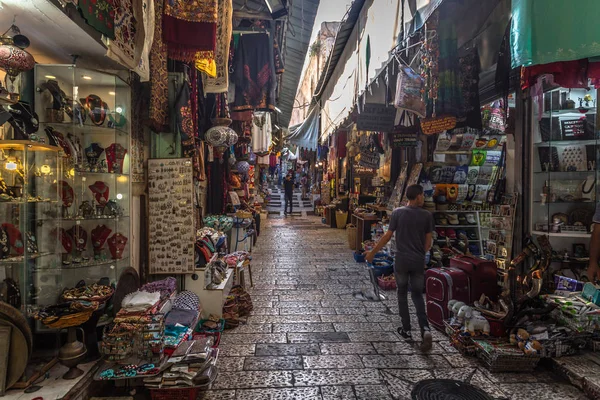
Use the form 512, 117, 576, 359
205, 118, 237, 148
0, 25, 35, 99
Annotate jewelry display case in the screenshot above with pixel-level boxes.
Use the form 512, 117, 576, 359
34, 65, 132, 299
530, 85, 598, 258
0, 140, 62, 316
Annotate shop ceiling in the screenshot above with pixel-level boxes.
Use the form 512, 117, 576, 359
0, 0, 124, 70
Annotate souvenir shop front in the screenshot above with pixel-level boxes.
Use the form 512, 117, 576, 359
324, 0, 600, 380
0, 0, 309, 397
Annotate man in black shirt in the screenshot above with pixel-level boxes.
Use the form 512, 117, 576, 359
283, 171, 295, 216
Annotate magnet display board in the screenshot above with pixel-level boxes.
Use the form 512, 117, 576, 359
148, 158, 195, 274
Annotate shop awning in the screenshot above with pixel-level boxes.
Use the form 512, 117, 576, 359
400, 0, 445, 39
511, 0, 600, 68
285, 106, 319, 150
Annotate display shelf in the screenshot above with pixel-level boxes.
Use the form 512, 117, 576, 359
531, 230, 591, 238
33, 257, 130, 271
0, 252, 54, 263
533, 170, 593, 174
39, 122, 128, 137
0, 140, 61, 152
435, 225, 478, 228
534, 139, 597, 147
541, 109, 595, 117
533, 201, 594, 204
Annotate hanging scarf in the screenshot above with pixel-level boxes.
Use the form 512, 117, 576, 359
232, 33, 274, 112
199, 0, 233, 93
134, 0, 155, 81
163, 0, 218, 62
106, 0, 143, 69
78, 0, 115, 39
148, 0, 169, 132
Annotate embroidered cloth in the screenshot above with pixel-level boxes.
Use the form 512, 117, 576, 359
199, 0, 233, 93
148, 0, 169, 132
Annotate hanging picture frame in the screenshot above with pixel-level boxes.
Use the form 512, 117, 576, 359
388, 163, 408, 210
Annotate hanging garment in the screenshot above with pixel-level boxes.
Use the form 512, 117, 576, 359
274, 39, 284, 74
436, 4, 462, 117
174, 80, 196, 158
511, 0, 600, 68
163, 0, 218, 62
78, 0, 115, 39
457, 47, 482, 130
134, 0, 155, 81
251, 112, 272, 153
106, 0, 144, 69
199, 0, 233, 93
148, 0, 169, 132
232, 33, 275, 112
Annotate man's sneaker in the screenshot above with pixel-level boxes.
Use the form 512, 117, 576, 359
421, 329, 433, 352
397, 328, 413, 341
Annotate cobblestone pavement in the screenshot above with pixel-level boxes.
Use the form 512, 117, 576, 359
206, 216, 589, 400
266, 186, 313, 217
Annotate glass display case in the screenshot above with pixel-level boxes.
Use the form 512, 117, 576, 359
530, 84, 598, 258
0, 141, 62, 316
33, 65, 131, 301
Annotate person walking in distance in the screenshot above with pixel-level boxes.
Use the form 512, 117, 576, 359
283, 171, 295, 216
301, 173, 308, 200
366, 184, 434, 351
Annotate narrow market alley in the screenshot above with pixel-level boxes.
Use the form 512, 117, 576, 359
204, 214, 589, 400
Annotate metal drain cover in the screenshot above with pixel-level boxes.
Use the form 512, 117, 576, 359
412, 379, 494, 400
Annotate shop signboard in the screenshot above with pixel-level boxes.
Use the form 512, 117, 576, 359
356, 148, 380, 169
420, 116, 457, 135
561, 118, 586, 139
357, 103, 397, 132
391, 130, 418, 148
353, 163, 377, 176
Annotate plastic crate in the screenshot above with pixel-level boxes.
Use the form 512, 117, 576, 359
354, 251, 366, 263
377, 275, 396, 291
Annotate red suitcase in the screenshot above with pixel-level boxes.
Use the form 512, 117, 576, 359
449, 255, 499, 302
425, 267, 470, 329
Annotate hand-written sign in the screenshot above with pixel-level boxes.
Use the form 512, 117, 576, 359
420, 116, 457, 135
561, 118, 586, 139
357, 103, 397, 132
357, 149, 380, 169
353, 163, 377, 176
391, 131, 418, 148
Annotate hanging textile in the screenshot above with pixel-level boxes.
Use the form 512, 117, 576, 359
78, 0, 115, 39
511, 0, 600, 68
163, 0, 218, 62
175, 79, 196, 158
131, 75, 148, 183
457, 47, 482, 130
199, 0, 233, 93
435, 4, 462, 117
105, 0, 143, 69
274, 39, 284, 74
148, 0, 169, 132
134, 0, 155, 82
232, 33, 275, 112
252, 112, 272, 153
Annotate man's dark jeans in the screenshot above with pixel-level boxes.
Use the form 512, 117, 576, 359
394, 260, 428, 333
284, 194, 293, 214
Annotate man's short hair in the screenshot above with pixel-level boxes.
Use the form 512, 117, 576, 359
406, 184, 424, 200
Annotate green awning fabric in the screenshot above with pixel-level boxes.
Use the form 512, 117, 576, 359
511, 0, 600, 68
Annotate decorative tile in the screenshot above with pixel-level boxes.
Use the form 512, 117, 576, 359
320, 343, 378, 355
250, 308, 280, 315
273, 323, 336, 333
372, 342, 418, 355
230, 324, 272, 334
219, 333, 287, 345
202, 390, 236, 400
213, 371, 293, 389
354, 384, 393, 400
320, 385, 357, 400
218, 344, 256, 357
320, 315, 368, 323
279, 307, 337, 315
333, 323, 384, 332
234, 387, 321, 400
244, 356, 303, 370
255, 343, 321, 356
219, 357, 245, 371
248, 315, 322, 324
293, 369, 382, 386
433, 367, 477, 381
302, 355, 364, 369
335, 308, 369, 315
288, 332, 350, 343
498, 383, 588, 400
348, 332, 400, 342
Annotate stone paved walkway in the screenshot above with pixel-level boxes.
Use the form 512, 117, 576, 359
204, 216, 589, 400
